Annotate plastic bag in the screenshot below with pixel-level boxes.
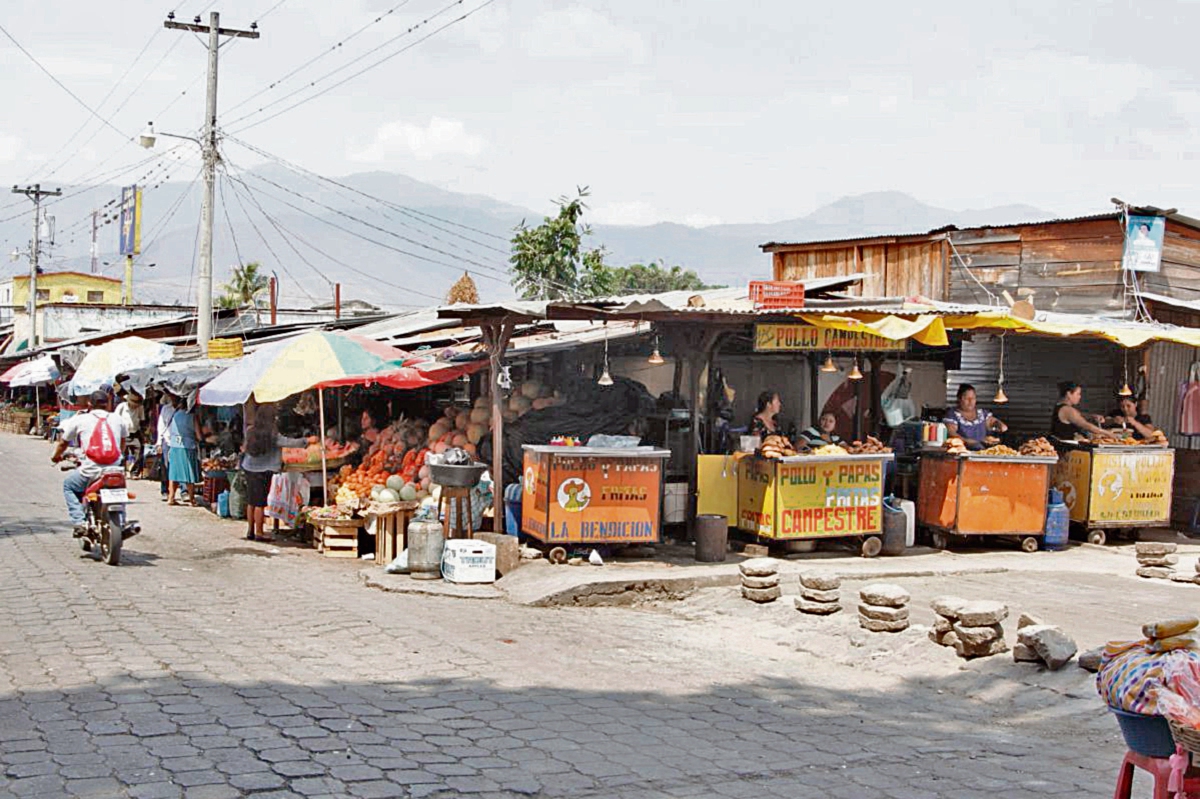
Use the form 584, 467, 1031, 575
385, 549, 409, 574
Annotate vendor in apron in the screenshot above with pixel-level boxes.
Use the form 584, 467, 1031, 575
944, 384, 1007, 450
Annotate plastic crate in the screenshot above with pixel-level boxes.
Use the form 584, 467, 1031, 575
749, 280, 805, 309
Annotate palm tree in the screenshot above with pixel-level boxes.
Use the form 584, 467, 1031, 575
217, 262, 269, 312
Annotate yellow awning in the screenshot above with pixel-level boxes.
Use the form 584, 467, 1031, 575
797, 313, 950, 347
940, 312, 1200, 349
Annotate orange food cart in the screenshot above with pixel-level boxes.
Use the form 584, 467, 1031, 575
1051, 442, 1174, 545
520, 445, 670, 560
917, 451, 1058, 552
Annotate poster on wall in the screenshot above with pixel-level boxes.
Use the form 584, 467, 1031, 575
1121, 214, 1165, 273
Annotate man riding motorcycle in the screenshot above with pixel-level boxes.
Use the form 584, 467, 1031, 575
51, 390, 130, 537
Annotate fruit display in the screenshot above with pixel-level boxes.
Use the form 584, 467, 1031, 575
846, 436, 892, 455
282, 437, 359, 465
1019, 437, 1057, 457
201, 454, 239, 472
759, 435, 797, 459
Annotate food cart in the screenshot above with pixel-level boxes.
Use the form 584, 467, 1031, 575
736, 452, 893, 557
521, 445, 671, 562
1051, 442, 1174, 545
917, 450, 1058, 552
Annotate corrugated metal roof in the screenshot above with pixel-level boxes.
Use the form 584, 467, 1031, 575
760, 208, 1200, 251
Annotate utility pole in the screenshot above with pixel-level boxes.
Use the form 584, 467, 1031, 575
90, 210, 99, 274
11, 184, 62, 349
164, 11, 259, 354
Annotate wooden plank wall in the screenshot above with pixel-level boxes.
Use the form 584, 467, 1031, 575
949, 219, 1200, 312
772, 240, 945, 299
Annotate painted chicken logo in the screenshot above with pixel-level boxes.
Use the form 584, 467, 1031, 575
556, 478, 591, 512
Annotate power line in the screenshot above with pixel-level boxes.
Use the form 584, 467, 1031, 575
227, 135, 510, 244
0, 21, 135, 143
222, 167, 448, 304
216, 176, 248, 272
226, 0, 498, 133
223, 0, 414, 117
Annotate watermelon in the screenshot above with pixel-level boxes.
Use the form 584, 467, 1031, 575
385, 475, 405, 492
399, 483, 418, 501
378, 488, 400, 503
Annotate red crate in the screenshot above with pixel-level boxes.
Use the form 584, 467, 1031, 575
749, 281, 805, 309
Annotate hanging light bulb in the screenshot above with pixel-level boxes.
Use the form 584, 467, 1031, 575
647, 333, 664, 365
993, 333, 1009, 404
820, 351, 838, 373
848, 357, 863, 381
598, 324, 614, 385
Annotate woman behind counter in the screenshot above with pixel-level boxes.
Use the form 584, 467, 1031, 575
801, 412, 843, 448
1051, 381, 1117, 441
750, 390, 783, 439
944, 384, 1007, 450
1105, 395, 1155, 440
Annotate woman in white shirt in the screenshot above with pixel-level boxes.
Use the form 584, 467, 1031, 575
155, 395, 176, 498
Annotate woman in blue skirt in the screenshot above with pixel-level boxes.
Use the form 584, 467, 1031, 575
166, 395, 202, 505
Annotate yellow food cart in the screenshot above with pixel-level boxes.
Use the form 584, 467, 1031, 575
1051, 442, 1174, 545
917, 451, 1058, 552
521, 445, 670, 562
737, 452, 893, 557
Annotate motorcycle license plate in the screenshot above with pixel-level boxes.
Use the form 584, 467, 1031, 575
99, 488, 129, 504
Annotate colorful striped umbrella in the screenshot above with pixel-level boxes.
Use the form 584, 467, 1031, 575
198, 331, 481, 406
0, 355, 59, 387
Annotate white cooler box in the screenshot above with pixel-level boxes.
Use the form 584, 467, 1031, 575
441, 539, 497, 584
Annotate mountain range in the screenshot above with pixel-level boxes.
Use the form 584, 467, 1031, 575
0, 167, 1053, 309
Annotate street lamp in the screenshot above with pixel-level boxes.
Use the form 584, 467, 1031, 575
139, 120, 212, 351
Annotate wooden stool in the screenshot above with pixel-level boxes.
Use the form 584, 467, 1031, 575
440, 487, 474, 539
374, 504, 417, 565
1112, 750, 1200, 799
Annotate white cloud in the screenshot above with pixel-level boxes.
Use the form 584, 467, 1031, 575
0, 133, 21, 161
521, 7, 648, 63
591, 200, 661, 226
348, 117, 485, 163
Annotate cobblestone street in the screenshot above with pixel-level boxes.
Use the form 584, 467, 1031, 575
0, 434, 1149, 798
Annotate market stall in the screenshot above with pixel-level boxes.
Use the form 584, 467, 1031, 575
521, 445, 670, 560
917, 441, 1058, 552
1052, 439, 1175, 545
736, 447, 894, 557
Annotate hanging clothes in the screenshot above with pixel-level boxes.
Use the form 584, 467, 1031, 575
1179, 363, 1200, 436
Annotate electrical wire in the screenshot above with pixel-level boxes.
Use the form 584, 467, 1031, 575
217, 176, 248, 272
226, 0, 498, 133
0, 21, 133, 143
221, 168, 445, 305
227, 136, 509, 244
223, 0, 414, 117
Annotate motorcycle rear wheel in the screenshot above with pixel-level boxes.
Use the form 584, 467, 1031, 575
99, 510, 123, 566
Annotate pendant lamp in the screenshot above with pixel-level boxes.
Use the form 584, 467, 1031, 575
597, 325, 614, 385
647, 334, 665, 365
848, 356, 863, 381
993, 333, 1009, 404
820, 351, 838, 372
1118, 350, 1133, 396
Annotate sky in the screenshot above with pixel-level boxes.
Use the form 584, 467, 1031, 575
2, 0, 1200, 229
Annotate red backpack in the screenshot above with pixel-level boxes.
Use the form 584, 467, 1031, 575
85, 412, 121, 465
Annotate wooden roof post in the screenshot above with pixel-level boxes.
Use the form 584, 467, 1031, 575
484, 319, 516, 533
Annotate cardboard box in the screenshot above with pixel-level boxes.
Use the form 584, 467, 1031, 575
441, 539, 496, 584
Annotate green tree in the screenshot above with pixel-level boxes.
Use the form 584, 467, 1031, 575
608, 260, 713, 294
510, 188, 613, 300
217, 262, 269, 310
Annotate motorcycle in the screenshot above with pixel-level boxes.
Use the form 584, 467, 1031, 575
61, 455, 141, 565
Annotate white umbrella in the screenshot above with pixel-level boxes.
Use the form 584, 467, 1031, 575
1, 355, 59, 387
69, 337, 174, 395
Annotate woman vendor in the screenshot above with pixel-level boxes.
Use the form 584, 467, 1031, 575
944, 384, 1008, 450
1051, 381, 1118, 441
800, 412, 843, 448
1105, 395, 1155, 440
749, 390, 784, 439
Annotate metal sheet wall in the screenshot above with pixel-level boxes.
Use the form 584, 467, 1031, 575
945, 335, 1121, 439
1147, 342, 1199, 450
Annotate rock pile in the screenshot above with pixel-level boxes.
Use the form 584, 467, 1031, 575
1169, 557, 1200, 586
1136, 542, 1179, 580
740, 558, 780, 603
1013, 613, 1078, 670
857, 584, 910, 632
930, 596, 1009, 658
795, 572, 841, 615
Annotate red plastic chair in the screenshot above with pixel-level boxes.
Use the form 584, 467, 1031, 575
1113, 750, 1200, 798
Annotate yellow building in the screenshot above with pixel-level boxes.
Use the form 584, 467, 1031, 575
5, 271, 124, 308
